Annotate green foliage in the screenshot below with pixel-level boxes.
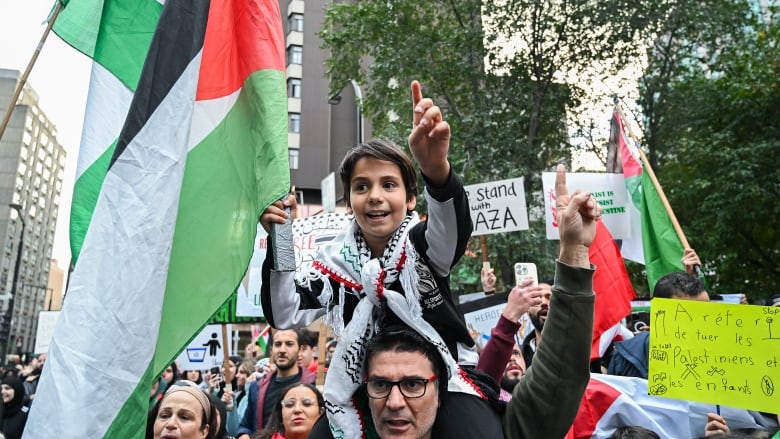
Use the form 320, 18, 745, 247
640, 1, 780, 298
320, 0, 657, 293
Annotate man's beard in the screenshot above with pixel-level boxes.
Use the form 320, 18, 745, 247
500, 375, 521, 393
275, 357, 296, 372
528, 311, 544, 332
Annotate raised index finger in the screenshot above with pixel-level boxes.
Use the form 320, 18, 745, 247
411, 80, 423, 125
554, 164, 569, 200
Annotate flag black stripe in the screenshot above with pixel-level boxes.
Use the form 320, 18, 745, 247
111, 0, 211, 167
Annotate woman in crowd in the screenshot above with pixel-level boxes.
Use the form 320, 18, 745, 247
254, 383, 325, 439
224, 360, 253, 436
1, 376, 28, 439
147, 382, 218, 439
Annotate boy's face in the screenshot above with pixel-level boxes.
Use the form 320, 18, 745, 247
348, 157, 416, 257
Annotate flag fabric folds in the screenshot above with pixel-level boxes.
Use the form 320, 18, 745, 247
588, 221, 636, 360
613, 111, 685, 293
53, 0, 164, 264
26, 0, 289, 437
566, 374, 770, 438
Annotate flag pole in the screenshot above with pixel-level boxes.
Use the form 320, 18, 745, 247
220, 323, 234, 410
614, 103, 692, 250
0, 1, 63, 142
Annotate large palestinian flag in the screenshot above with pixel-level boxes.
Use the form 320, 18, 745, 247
26, 0, 289, 437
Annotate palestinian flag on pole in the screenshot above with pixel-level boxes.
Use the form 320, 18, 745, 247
612, 111, 685, 292
26, 0, 289, 437
53, 0, 164, 264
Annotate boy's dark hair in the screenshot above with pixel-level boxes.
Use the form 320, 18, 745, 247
298, 328, 319, 348
338, 139, 418, 206
364, 327, 448, 402
652, 272, 705, 299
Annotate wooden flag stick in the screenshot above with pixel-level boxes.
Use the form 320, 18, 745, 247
0, 1, 63, 142
480, 235, 490, 270
220, 324, 235, 410
615, 103, 692, 250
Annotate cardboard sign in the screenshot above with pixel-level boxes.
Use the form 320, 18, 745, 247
33, 311, 60, 355
648, 298, 780, 413
176, 324, 232, 370
465, 178, 529, 236
541, 172, 631, 239
236, 213, 352, 317
459, 293, 509, 349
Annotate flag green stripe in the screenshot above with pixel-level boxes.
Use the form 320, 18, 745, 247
69, 141, 116, 261
54, 0, 162, 90
154, 69, 289, 375
640, 171, 685, 292
104, 365, 156, 439
625, 174, 641, 210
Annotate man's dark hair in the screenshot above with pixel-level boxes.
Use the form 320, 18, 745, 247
364, 328, 448, 401
653, 272, 705, 299
338, 139, 418, 207
609, 426, 660, 439
269, 328, 301, 346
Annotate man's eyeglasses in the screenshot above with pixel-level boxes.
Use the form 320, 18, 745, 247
281, 397, 317, 409
365, 375, 437, 399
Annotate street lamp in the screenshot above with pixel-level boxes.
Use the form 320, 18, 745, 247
1, 204, 25, 363
328, 79, 364, 146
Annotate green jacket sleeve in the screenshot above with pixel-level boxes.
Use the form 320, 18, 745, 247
503, 260, 595, 439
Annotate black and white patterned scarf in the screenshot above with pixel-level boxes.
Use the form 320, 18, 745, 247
300, 213, 482, 438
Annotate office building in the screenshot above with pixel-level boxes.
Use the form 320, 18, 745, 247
0, 68, 66, 357
279, 0, 370, 216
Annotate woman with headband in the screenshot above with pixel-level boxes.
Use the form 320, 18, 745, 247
148, 381, 219, 439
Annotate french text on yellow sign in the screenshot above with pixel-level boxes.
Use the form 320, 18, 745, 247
648, 298, 779, 413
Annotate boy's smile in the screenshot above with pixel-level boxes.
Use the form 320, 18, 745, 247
348, 157, 416, 257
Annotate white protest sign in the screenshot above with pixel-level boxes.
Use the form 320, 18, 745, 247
465, 177, 529, 236
176, 324, 232, 370
33, 311, 60, 355
236, 225, 268, 317
542, 172, 631, 239
239, 213, 353, 318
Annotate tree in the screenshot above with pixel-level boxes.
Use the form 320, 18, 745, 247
320, 0, 660, 292
638, 1, 780, 296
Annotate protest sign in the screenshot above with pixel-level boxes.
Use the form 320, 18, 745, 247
648, 298, 779, 413
459, 293, 509, 349
541, 172, 630, 239
465, 178, 529, 236
33, 311, 60, 355
234, 213, 352, 318
176, 324, 232, 370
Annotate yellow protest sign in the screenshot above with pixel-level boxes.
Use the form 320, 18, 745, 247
648, 298, 780, 413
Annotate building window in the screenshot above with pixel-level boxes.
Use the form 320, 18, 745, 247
289, 13, 304, 32
288, 79, 302, 98
289, 149, 299, 170
287, 45, 303, 65
289, 113, 301, 133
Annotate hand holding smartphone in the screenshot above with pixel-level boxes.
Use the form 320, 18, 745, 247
514, 262, 538, 287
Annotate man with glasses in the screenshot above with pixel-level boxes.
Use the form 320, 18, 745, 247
364, 329, 448, 439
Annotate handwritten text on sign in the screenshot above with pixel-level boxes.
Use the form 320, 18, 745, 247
541, 172, 630, 240
465, 178, 529, 236
648, 298, 780, 413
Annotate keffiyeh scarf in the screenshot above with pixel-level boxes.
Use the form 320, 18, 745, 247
303, 213, 482, 438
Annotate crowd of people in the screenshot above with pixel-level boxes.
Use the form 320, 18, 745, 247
8, 80, 779, 439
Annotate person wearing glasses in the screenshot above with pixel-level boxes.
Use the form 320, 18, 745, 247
254, 383, 325, 439
363, 328, 448, 439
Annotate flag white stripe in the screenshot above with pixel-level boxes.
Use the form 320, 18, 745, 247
188, 91, 240, 151
75, 62, 134, 179
25, 51, 203, 438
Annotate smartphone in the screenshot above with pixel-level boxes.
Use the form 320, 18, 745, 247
514, 262, 538, 287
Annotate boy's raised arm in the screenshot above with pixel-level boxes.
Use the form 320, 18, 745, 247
408, 80, 451, 186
